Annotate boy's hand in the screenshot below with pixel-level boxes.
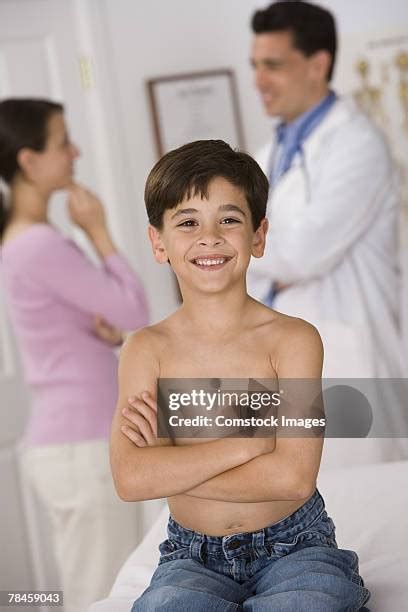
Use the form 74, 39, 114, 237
121, 392, 172, 447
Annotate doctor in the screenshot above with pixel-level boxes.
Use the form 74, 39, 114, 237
247, 0, 405, 379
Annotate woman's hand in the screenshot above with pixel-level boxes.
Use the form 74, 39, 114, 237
93, 315, 123, 346
67, 182, 107, 236
121, 392, 172, 447
67, 182, 117, 258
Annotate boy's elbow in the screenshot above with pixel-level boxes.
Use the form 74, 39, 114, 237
110, 460, 131, 501
116, 486, 142, 503
112, 472, 150, 502
111, 458, 158, 502
110, 453, 141, 501
113, 474, 134, 502
110, 441, 155, 502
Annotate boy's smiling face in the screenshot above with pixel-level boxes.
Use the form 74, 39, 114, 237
148, 176, 268, 295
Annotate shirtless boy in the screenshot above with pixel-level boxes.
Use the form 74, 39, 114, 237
110, 140, 370, 611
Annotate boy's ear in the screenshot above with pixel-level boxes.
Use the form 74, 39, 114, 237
148, 225, 169, 264
251, 218, 268, 258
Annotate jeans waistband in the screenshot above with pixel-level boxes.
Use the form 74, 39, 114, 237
168, 489, 325, 560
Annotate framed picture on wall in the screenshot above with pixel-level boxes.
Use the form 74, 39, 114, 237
147, 69, 245, 157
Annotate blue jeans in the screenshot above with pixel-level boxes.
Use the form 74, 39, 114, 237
132, 490, 370, 611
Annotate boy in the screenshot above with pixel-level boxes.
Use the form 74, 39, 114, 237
110, 140, 370, 610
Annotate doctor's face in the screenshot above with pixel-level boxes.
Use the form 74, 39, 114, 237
250, 31, 328, 123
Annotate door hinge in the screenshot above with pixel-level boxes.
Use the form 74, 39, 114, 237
79, 56, 94, 90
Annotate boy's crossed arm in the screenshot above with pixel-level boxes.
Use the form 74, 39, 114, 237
110, 330, 274, 502
122, 390, 320, 503
112, 323, 323, 504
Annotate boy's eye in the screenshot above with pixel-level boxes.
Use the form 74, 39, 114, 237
177, 219, 198, 227
221, 217, 241, 224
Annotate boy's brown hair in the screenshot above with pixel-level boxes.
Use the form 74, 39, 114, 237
144, 140, 269, 230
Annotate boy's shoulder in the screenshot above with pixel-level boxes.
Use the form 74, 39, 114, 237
251, 301, 321, 343
270, 309, 321, 342
121, 315, 176, 358
249, 301, 322, 372
122, 322, 164, 349
267, 309, 323, 376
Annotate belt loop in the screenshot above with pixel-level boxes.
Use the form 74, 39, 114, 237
190, 533, 204, 562
253, 529, 265, 547
253, 529, 266, 556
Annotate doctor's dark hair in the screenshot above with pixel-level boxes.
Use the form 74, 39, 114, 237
144, 140, 269, 231
0, 98, 63, 239
251, 1, 337, 81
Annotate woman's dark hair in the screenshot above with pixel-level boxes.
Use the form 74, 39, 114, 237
145, 140, 269, 231
0, 98, 63, 238
251, 1, 337, 81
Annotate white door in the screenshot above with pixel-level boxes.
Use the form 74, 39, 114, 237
0, 0, 115, 605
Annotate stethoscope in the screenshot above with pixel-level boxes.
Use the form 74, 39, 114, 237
267, 142, 312, 204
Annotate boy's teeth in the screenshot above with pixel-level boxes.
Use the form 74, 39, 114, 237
195, 258, 226, 266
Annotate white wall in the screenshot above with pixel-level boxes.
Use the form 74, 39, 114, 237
96, 0, 408, 323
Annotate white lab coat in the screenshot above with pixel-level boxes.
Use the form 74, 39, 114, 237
247, 97, 408, 468
248, 96, 405, 378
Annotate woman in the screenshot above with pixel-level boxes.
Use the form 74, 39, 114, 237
0, 98, 149, 612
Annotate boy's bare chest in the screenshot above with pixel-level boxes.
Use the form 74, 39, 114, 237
159, 336, 276, 379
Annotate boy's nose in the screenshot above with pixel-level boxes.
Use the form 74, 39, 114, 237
197, 233, 224, 247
